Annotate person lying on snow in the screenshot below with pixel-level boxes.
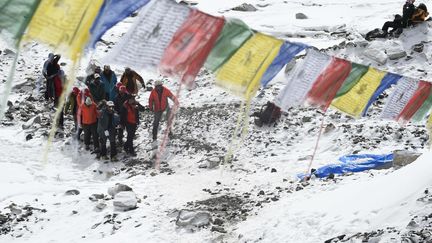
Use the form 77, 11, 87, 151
252, 101, 281, 127
365, 0, 429, 40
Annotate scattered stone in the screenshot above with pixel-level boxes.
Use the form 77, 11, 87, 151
413, 43, 424, 53
89, 194, 105, 202
407, 219, 419, 229
387, 48, 407, 60
392, 150, 421, 168
363, 47, 387, 65
108, 183, 133, 197
113, 191, 137, 211
176, 210, 212, 227
231, 3, 257, 12
302, 116, 312, 123
72, 210, 78, 215
211, 226, 227, 233
213, 218, 224, 226
22, 115, 42, 130
25, 134, 33, 141
65, 189, 80, 196
295, 13, 308, 19
96, 202, 107, 210
271, 168, 277, 173
324, 123, 336, 134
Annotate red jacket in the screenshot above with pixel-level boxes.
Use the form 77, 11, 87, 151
80, 102, 98, 125
149, 86, 175, 112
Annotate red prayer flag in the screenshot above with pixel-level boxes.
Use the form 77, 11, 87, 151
306, 57, 352, 111
397, 80, 432, 123
159, 9, 225, 88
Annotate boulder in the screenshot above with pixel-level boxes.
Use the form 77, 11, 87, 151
108, 183, 132, 197
176, 210, 211, 227
231, 3, 257, 12
363, 47, 387, 65
65, 189, 80, 196
113, 191, 137, 211
392, 150, 421, 168
95, 201, 107, 210
22, 115, 42, 130
387, 48, 407, 60
295, 13, 308, 19
412, 43, 424, 53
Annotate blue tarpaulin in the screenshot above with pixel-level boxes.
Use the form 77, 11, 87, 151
88, 0, 151, 48
299, 153, 394, 179
260, 41, 308, 87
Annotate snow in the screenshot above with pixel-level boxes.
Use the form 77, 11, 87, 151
1, 0, 432, 242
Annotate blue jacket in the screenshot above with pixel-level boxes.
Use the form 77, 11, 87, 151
101, 70, 117, 101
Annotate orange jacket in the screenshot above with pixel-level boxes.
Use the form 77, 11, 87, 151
149, 86, 175, 112
80, 102, 98, 125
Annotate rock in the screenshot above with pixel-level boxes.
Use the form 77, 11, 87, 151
355, 40, 369, 48
207, 157, 220, 169
271, 168, 277, 173
363, 47, 387, 65
96, 202, 107, 210
108, 183, 132, 197
25, 134, 33, 141
89, 194, 105, 202
113, 191, 137, 211
302, 116, 312, 123
407, 219, 419, 229
324, 123, 336, 134
3, 48, 15, 55
412, 43, 424, 53
65, 189, 80, 196
213, 218, 224, 226
387, 48, 407, 60
211, 226, 227, 233
295, 13, 308, 19
392, 150, 421, 168
22, 115, 42, 130
176, 210, 211, 227
231, 3, 257, 12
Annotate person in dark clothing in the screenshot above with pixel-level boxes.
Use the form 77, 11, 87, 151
120, 95, 140, 156
402, 0, 417, 27
97, 101, 119, 161
114, 85, 130, 145
43, 53, 54, 100
252, 102, 282, 127
89, 74, 106, 104
120, 67, 145, 95
46, 54, 65, 129
85, 66, 101, 86
64, 87, 82, 139
101, 65, 117, 101
148, 80, 178, 141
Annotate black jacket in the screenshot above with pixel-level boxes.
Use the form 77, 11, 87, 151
402, 2, 416, 27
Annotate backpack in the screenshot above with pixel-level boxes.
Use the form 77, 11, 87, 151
254, 102, 281, 127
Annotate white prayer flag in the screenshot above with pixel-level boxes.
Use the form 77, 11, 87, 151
381, 77, 419, 120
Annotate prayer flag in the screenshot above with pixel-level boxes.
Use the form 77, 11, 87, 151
412, 88, 432, 123
275, 49, 331, 110
332, 67, 386, 118
204, 18, 253, 72
398, 81, 432, 123
159, 9, 225, 88
88, 0, 150, 48
216, 33, 283, 99
25, 0, 104, 60
362, 73, 401, 116
381, 77, 419, 120
105, 0, 190, 71
335, 63, 369, 98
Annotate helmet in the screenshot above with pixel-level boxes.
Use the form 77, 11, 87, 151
119, 86, 127, 93
94, 73, 101, 79
116, 82, 123, 88
72, 87, 80, 95
155, 80, 163, 86
106, 101, 114, 107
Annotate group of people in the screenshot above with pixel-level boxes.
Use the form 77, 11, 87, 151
366, 0, 429, 40
43, 55, 179, 161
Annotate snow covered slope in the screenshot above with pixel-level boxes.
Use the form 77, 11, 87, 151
1, 0, 432, 242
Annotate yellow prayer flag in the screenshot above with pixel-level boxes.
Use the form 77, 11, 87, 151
25, 0, 104, 60
216, 33, 283, 99
331, 67, 386, 118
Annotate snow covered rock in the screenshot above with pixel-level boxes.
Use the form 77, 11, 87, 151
387, 48, 407, 60
95, 201, 107, 211
393, 150, 421, 168
176, 210, 212, 227
65, 189, 80, 196
113, 191, 137, 211
22, 115, 41, 130
296, 13, 308, 19
412, 43, 424, 53
231, 3, 257, 12
363, 47, 387, 65
108, 183, 132, 197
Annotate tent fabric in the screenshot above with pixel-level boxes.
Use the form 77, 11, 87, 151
88, 0, 150, 48
159, 9, 225, 88
204, 18, 253, 72
260, 41, 308, 87
381, 77, 419, 120
25, 0, 104, 60
298, 153, 394, 179
362, 72, 402, 117
0, 0, 40, 46
275, 49, 332, 111
332, 67, 387, 118
105, 0, 190, 71
305, 57, 352, 111
335, 63, 369, 98
397, 80, 432, 123
216, 33, 283, 99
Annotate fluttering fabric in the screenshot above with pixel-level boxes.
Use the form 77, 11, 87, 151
105, 0, 190, 71
275, 49, 331, 111
159, 9, 225, 88
88, 0, 150, 48
362, 72, 402, 116
332, 67, 386, 118
0, 0, 40, 46
381, 77, 419, 120
25, 0, 104, 60
216, 33, 283, 99
335, 63, 369, 98
412, 87, 432, 123
397, 81, 432, 123
305, 57, 352, 111
204, 18, 253, 72
260, 41, 308, 87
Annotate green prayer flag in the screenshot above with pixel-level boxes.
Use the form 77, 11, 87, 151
412, 89, 432, 123
335, 63, 369, 98
204, 18, 253, 72
0, 0, 40, 45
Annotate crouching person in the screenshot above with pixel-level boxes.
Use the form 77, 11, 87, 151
81, 97, 99, 152
120, 95, 140, 156
97, 101, 119, 161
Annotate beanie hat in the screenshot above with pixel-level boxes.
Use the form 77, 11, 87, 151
85, 97, 92, 106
